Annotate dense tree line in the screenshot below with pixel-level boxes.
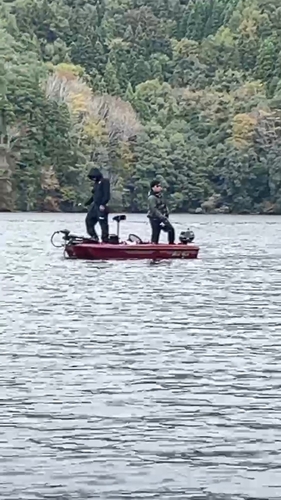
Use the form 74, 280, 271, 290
1, 0, 281, 213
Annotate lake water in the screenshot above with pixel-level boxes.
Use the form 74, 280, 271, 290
1, 212, 281, 499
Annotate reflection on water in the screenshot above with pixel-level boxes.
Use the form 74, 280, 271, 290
1, 213, 281, 499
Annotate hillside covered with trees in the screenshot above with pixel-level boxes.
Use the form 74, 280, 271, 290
1, 0, 281, 214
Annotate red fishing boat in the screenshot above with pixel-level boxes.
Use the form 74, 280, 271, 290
51, 215, 199, 261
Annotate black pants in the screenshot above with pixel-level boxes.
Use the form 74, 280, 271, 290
85, 204, 109, 242
149, 218, 175, 244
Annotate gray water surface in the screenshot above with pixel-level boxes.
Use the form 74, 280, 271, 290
1, 213, 281, 500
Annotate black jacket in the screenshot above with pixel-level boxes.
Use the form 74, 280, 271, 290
147, 191, 169, 220
85, 167, 110, 207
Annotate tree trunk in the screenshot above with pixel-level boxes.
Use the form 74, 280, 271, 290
0, 145, 14, 212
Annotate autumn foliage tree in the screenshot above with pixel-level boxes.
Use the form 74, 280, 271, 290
1, 0, 281, 213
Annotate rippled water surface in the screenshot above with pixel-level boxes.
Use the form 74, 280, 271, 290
1, 212, 281, 500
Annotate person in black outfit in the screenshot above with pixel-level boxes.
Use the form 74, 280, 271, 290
85, 167, 110, 242
147, 180, 175, 244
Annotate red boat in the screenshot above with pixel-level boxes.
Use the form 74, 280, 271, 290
51, 215, 199, 261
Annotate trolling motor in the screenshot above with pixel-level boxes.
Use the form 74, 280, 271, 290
179, 229, 195, 244
51, 229, 70, 247
50, 229, 91, 248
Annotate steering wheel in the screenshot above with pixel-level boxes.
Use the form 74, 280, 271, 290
128, 233, 143, 244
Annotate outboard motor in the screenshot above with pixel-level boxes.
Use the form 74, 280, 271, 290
179, 229, 195, 244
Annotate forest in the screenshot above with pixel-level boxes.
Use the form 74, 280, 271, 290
1, 0, 281, 214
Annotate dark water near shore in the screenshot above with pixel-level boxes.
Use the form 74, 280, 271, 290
1, 213, 281, 499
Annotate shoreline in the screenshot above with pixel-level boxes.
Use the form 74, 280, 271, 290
0, 210, 280, 216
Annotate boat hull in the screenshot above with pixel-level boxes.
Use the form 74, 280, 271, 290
65, 242, 199, 260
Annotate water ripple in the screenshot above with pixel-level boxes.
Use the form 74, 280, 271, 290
1, 213, 281, 499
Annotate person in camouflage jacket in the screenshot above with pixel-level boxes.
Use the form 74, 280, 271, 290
147, 180, 175, 244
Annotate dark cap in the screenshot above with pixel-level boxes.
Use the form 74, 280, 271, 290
150, 179, 161, 189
